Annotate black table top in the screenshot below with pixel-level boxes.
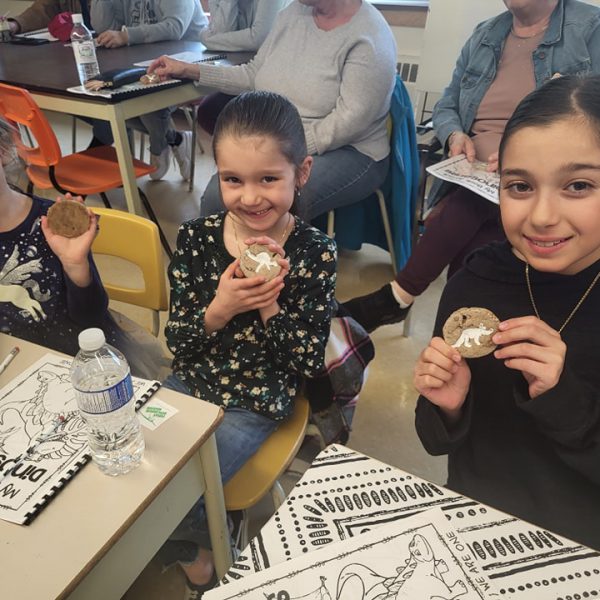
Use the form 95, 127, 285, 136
0, 39, 251, 102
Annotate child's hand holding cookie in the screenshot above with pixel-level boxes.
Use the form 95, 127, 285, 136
493, 316, 566, 399
414, 336, 472, 424
40, 194, 97, 288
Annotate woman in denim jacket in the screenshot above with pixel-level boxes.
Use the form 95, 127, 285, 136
344, 0, 600, 333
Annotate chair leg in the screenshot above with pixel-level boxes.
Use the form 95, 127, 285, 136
403, 310, 413, 338
376, 188, 397, 275
71, 116, 77, 153
327, 210, 335, 238
151, 310, 160, 338
138, 188, 173, 259
188, 106, 197, 193
238, 509, 250, 552
270, 480, 286, 510
100, 192, 112, 209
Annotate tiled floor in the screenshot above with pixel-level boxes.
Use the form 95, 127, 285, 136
37, 112, 447, 599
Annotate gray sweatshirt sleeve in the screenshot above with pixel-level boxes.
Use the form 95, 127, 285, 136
92, 0, 203, 44
194, 33, 271, 93
199, 0, 285, 52
303, 36, 396, 156
91, 0, 125, 33
127, 0, 199, 44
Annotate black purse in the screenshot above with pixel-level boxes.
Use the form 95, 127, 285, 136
84, 67, 147, 90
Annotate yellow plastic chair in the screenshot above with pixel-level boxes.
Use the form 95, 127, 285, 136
223, 395, 310, 550
91, 207, 168, 337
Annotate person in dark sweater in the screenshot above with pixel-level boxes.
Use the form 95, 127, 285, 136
414, 75, 600, 551
0, 118, 115, 356
161, 91, 337, 595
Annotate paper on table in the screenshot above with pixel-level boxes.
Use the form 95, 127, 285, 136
427, 154, 500, 205
133, 49, 226, 67
15, 27, 58, 41
66, 78, 181, 97
205, 507, 498, 599
138, 398, 178, 431
0, 353, 160, 525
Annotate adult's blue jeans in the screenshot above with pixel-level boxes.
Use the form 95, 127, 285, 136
200, 146, 389, 220
89, 107, 175, 156
158, 373, 279, 565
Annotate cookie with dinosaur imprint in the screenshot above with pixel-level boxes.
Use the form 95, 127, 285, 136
239, 243, 282, 281
442, 307, 500, 358
46, 200, 90, 238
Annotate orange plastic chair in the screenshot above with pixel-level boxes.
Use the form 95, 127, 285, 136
0, 82, 172, 258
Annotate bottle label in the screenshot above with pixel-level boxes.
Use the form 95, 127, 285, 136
73, 40, 97, 64
75, 375, 134, 415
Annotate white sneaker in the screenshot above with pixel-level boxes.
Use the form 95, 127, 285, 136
172, 131, 193, 181
149, 146, 171, 181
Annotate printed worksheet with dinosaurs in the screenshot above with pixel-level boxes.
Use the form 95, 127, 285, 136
205, 508, 499, 600
427, 154, 500, 204
0, 353, 159, 524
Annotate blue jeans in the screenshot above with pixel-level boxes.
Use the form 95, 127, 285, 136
158, 373, 279, 565
201, 146, 389, 220
90, 107, 175, 156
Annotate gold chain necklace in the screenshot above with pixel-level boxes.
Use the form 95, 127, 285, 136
228, 212, 293, 257
525, 263, 600, 334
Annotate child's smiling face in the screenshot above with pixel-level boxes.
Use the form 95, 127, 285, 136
216, 134, 310, 236
500, 117, 600, 275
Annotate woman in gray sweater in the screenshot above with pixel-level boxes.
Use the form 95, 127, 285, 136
149, 0, 397, 219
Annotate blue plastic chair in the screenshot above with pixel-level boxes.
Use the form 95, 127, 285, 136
316, 75, 420, 274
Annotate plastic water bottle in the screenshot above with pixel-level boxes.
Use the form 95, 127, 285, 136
70, 13, 99, 86
71, 328, 145, 476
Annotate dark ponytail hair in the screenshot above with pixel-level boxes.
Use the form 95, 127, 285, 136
499, 75, 600, 169
212, 91, 308, 171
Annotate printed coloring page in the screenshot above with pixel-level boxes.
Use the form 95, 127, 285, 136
0, 353, 158, 524
205, 508, 498, 600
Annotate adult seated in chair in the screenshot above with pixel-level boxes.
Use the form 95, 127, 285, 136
195, 0, 289, 136
343, 0, 600, 333
88, 0, 209, 181
148, 0, 397, 219
6, 0, 86, 34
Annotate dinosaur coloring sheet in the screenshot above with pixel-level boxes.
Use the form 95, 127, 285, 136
427, 155, 499, 205
220, 445, 600, 600
0, 353, 159, 524
205, 508, 496, 600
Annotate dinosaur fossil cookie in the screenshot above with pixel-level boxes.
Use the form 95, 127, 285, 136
239, 243, 282, 281
46, 200, 90, 238
442, 307, 500, 358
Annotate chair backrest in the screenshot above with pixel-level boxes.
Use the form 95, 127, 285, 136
0, 83, 62, 167
91, 208, 168, 335
223, 395, 310, 511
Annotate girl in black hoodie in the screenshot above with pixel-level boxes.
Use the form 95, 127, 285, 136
414, 75, 600, 551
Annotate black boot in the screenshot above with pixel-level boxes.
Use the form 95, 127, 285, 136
342, 284, 411, 333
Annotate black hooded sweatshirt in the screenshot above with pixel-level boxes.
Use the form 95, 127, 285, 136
416, 241, 600, 550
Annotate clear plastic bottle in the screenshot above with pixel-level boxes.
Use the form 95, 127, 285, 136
71, 328, 145, 476
70, 13, 100, 86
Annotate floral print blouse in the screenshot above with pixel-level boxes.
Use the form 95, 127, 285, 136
166, 213, 337, 421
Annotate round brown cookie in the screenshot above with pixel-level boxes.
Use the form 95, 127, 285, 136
46, 200, 90, 238
140, 73, 160, 85
442, 307, 500, 358
239, 243, 282, 281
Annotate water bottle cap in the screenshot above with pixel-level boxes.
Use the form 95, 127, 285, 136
71, 13, 83, 23
78, 328, 106, 351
